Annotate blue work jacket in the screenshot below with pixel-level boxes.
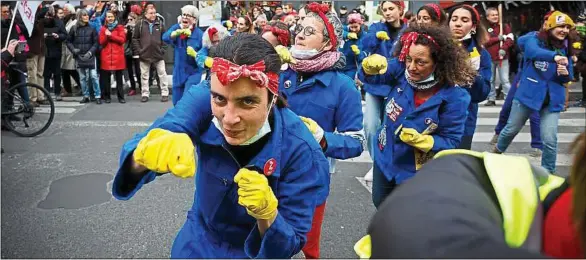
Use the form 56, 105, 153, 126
340, 29, 365, 75
163, 24, 204, 88
279, 68, 365, 164
357, 22, 406, 97
462, 39, 492, 136
112, 84, 329, 259
363, 59, 471, 183
515, 33, 573, 112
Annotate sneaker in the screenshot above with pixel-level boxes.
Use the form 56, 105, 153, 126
55, 95, 63, 101
490, 146, 502, 154
128, 89, 136, 96
161, 96, 169, 102
79, 97, 90, 104
90, 96, 96, 102
529, 148, 542, 158
484, 101, 496, 106
141, 96, 149, 102
96, 98, 102, 105
490, 134, 499, 145
364, 167, 373, 182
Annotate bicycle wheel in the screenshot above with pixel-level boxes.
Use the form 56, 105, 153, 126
2, 83, 55, 137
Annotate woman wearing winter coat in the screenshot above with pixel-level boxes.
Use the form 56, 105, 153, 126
125, 12, 141, 96
61, 5, 82, 97
67, 9, 102, 104
99, 10, 126, 103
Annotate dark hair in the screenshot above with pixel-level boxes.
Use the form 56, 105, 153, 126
448, 4, 489, 47
418, 5, 447, 25
404, 10, 413, 20
570, 132, 586, 253
213, 33, 287, 108
392, 24, 477, 87
238, 15, 255, 34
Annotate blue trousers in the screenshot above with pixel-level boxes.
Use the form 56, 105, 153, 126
494, 74, 542, 149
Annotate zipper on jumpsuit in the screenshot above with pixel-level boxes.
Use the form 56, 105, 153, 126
221, 143, 241, 186
221, 143, 259, 184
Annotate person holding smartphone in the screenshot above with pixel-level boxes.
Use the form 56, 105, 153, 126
42, 5, 67, 101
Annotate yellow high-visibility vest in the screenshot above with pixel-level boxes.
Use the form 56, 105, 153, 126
354, 150, 566, 258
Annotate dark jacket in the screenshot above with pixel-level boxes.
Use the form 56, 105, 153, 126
27, 19, 45, 56
485, 22, 514, 61
66, 22, 99, 69
132, 18, 166, 63
43, 18, 67, 59
1, 16, 29, 67
369, 154, 547, 258
1, 50, 14, 86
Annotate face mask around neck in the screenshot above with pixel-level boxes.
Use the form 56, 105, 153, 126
213, 95, 276, 146
290, 42, 328, 60
405, 69, 435, 83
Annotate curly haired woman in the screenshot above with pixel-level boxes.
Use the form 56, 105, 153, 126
359, 24, 476, 207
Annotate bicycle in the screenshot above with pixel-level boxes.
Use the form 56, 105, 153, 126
1, 67, 55, 137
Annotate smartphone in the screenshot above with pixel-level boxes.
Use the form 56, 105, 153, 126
15, 41, 27, 54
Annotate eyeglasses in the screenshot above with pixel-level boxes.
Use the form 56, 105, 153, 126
294, 24, 320, 37
181, 13, 195, 18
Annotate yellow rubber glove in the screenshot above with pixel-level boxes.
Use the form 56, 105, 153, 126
362, 54, 388, 75
399, 128, 434, 153
133, 128, 196, 178
351, 44, 360, 55
182, 28, 192, 37
186, 46, 197, 58
204, 57, 214, 68
171, 29, 181, 38
376, 31, 390, 41
275, 45, 297, 64
225, 20, 233, 30
299, 116, 324, 143
347, 32, 358, 40
234, 168, 278, 220
354, 235, 372, 259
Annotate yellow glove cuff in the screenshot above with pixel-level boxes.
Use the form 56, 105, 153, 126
204, 57, 214, 68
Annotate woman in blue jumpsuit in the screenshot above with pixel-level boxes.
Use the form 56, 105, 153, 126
112, 34, 329, 258
162, 5, 204, 105
495, 11, 575, 174
275, 3, 364, 258
192, 24, 229, 82
357, 1, 406, 178
359, 25, 474, 208
448, 5, 492, 150
340, 13, 366, 80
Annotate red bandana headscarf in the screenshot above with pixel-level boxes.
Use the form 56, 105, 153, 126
398, 32, 439, 62
306, 2, 338, 49
211, 58, 279, 96
263, 25, 290, 47
425, 3, 441, 18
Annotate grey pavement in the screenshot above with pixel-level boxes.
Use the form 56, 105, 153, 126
1, 94, 375, 258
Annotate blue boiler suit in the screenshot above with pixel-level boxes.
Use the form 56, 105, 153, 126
361, 58, 471, 207
112, 84, 329, 258
279, 68, 365, 181
459, 39, 492, 149
162, 24, 204, 105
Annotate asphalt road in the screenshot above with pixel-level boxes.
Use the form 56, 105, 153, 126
1, 94, 375, 258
